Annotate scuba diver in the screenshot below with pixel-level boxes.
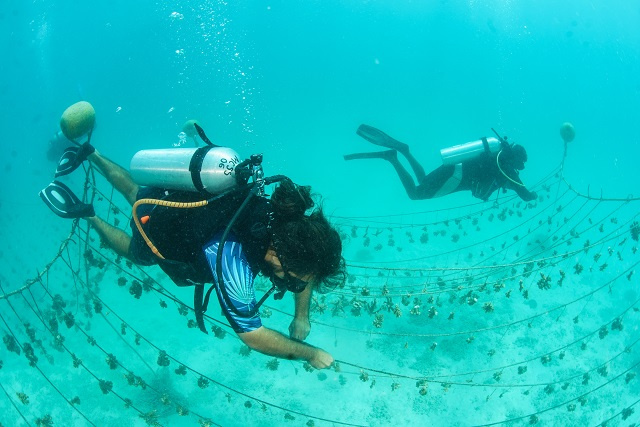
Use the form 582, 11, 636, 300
46, 130, 72, 163
39, 102, 346, 369
344, 124, 537, 202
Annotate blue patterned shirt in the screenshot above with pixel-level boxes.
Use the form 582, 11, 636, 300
203, 232, 263, 333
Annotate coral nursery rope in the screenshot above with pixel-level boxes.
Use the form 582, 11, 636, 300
0, 292, 98, 426
473, 359, 640, 426
0, 225, 77, 300
4, 155, 639, 426
334, 300, 640, 383
48, 252, 367, 427
0, 381, 32, 426
23, 279, 218, 426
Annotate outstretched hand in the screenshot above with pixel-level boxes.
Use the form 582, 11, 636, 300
289, 318, 311, 341
308, 348, 334, 369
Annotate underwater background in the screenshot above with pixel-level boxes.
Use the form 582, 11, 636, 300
1, 0, 639, 426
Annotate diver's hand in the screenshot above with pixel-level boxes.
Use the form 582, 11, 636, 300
308, 348, 334, 369
289, 318, 311, 341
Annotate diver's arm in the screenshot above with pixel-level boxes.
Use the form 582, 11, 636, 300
239, 326, 333, 369
289, 285, 312, 340
498, 165, 537, 202
514, 184, 537, 202
508, 174, 537, 201
204, 241, 331, 368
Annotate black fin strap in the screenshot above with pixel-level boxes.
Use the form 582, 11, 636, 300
189, 146, 213, 193
194, 284, 208, 333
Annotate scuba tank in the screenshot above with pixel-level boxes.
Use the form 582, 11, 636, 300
440, 137, 501, 165
130, 146, 241, 193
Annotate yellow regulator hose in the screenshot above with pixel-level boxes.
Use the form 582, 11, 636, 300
132, 198, 209, 260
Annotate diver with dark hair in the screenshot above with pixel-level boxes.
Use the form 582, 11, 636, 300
40, 102, 346, 369
344, 124, 537, 202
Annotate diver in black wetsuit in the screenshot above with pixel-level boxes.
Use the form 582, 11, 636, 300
344, 124, 537, 202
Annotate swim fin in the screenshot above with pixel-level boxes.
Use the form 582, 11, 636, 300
356, 124, 408, 152
55, 142, 95, 178
344, 150, 396, 161
39, 181, 95, 219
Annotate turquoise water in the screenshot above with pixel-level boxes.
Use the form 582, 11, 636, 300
1, 1, 639, 426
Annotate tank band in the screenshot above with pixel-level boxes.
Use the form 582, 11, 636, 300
481, 137, 489, 153
189, 146, 214, 193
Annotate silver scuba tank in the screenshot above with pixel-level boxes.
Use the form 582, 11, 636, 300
130, 147, 241, 193
440, 137, 501, 165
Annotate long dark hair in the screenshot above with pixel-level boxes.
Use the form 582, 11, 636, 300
270, 179, 345, 293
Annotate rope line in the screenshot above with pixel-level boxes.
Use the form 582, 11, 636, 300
3, 154, 639, 425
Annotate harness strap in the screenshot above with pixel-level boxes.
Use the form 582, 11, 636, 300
194, 284, 207, 333
481, 137, 490, 153
193, 284, 217, 334
202, 285, 216, 313
189, 146, 214, 193
194, 283, 228, 334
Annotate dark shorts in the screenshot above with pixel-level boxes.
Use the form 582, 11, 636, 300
129, 187, 166, 266
415, 164, 461, 199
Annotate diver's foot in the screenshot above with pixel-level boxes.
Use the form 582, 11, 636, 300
55, 142, 96, 178
356, 124, 409, 153
344, 150, 397, 162
40, 181, 95, 219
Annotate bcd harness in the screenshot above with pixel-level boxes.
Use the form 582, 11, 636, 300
470, 133, 525, 200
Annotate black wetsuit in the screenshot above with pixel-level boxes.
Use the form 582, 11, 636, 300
404, 144, 537, 201
420, 148, 536, 201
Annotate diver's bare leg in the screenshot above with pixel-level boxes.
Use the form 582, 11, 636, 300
88, 151, 139, 206
87, 216, 133, 259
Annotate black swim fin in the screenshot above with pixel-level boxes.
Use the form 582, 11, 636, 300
39, 181, 95, 219
356, 124, 408, 152
55, 142, 95, 178
344, 150, 396, 161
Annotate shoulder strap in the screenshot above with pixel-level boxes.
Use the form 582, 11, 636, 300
481, 137, 490, 153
